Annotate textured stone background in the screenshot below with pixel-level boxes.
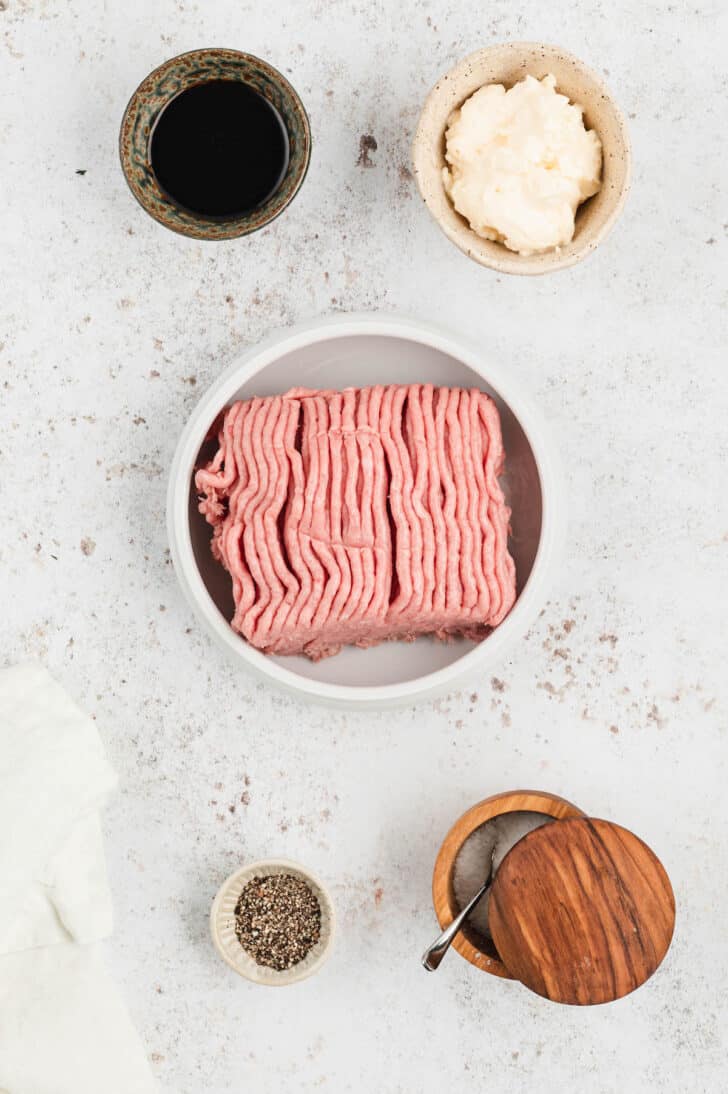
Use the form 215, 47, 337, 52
2, 2, 727, 1091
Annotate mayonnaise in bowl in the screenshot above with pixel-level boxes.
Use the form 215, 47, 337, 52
443, 74, 602, 256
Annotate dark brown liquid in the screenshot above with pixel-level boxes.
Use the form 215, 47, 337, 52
150, 80, 289, 219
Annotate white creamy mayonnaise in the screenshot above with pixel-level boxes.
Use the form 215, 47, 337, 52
443, 74, 602, 256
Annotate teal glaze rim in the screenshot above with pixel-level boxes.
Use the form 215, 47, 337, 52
119, 48, 311, 240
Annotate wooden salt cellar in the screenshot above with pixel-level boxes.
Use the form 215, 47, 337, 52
432, 790, 675, 1005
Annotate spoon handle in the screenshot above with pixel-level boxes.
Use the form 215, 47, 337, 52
421, 870, 493, 972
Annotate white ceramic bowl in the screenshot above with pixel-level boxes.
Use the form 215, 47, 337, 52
167, 314, 563, 707
210, 859, 335, 985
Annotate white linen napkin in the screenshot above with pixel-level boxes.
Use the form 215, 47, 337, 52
0, 663, 159, 1094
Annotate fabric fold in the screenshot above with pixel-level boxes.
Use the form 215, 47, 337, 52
0, 663, 159, 1094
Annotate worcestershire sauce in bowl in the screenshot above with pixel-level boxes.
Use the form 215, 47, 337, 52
150, 80, 290, 219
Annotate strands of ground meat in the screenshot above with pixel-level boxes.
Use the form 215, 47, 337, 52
195, 384, 517, 660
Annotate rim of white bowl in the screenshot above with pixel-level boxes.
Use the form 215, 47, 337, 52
210, 858, 336, 985
167, 313, 565, 708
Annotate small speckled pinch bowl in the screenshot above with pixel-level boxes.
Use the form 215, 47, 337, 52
119, 48, 311, 240
412, 42, 631, 275
210, 859, 335, 985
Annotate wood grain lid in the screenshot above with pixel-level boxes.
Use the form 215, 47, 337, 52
488, 817, 675, 1005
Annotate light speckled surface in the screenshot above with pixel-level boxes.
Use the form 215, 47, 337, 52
1, 2, 726, 1091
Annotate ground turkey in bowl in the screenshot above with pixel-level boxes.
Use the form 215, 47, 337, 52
195, 384, 516, 660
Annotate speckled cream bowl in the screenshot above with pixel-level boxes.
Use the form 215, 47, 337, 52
412, 42, 631, 275
210, 859, 335, 986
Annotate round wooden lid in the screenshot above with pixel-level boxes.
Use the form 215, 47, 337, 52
488, 817, 675, 1005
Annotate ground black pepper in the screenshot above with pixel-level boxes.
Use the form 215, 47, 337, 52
234, 873, 322, 971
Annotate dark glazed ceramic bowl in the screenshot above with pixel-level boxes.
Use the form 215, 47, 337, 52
119, 48, 311, 240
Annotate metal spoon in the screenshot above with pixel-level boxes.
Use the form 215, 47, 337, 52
421, 849, 496, 972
